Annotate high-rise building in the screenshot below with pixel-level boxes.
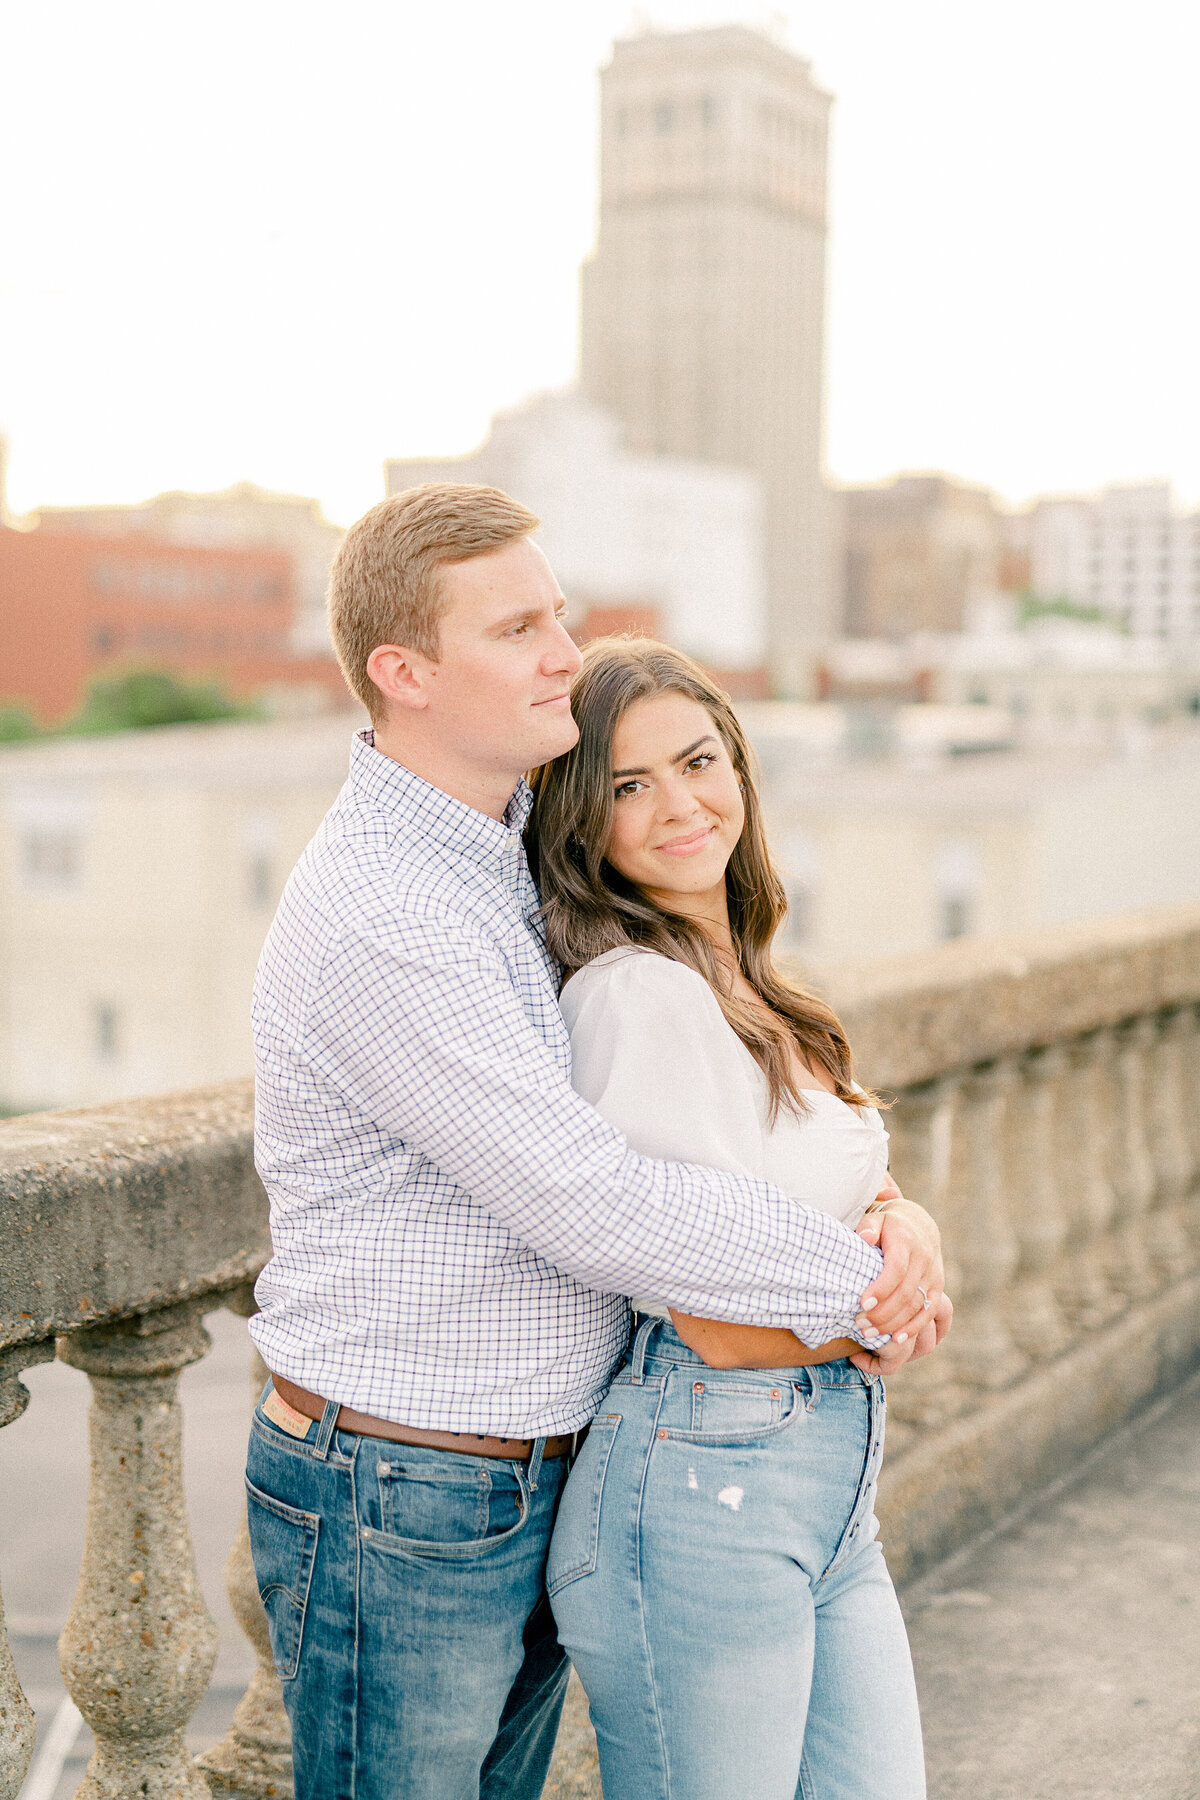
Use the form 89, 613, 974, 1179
580, 23, 834, 694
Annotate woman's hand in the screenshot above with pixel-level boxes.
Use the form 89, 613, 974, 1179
850, 1291, 953, 1379
853, 1195, 945, 1345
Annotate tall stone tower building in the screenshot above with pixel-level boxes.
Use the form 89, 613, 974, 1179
581, 24, 834, 694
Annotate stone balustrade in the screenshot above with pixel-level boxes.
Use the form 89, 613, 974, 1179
3, 903, 1200, 1797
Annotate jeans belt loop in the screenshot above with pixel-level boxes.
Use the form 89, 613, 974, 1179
630, 1313, 658, 1385
527, 1435, 546, 1492
312, 1396, 341, 1461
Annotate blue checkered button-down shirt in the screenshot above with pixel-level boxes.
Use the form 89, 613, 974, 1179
249, 732, 884, 1435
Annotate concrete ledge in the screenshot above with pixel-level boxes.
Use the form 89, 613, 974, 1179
824, 902, 1200, 1089
877, 1271, 1200, 1583
0, 1079, 264, 1350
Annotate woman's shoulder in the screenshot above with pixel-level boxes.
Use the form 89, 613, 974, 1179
559, 946, 720, 1027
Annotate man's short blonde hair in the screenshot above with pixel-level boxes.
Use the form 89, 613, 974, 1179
328, 483, 541, 719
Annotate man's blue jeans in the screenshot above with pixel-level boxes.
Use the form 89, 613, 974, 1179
245, 1390, 570, 1800
549, 1318, 926, 1800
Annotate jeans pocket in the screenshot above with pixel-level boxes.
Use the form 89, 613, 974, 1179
663, 1376, 800, 1446
364, 1454, 530, 1560
546, 1413, 622, 1596
245, 1477, 320, 1681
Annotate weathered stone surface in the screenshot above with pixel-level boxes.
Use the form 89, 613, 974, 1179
0, 1340, 57, 1800
824, 900, 1200, 1090
57, 1305, 219, 1799
196, 1337, 293, 1800
0, 1081, 265, 1351
0, 1578, 36, 1800
878, 1267, 1200, 1583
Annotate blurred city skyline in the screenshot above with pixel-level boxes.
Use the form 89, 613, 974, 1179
3, 0, 1199, 526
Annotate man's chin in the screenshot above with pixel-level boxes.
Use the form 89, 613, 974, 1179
529, 714, 579, 768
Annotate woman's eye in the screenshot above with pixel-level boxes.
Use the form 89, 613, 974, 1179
613, 780, 644, 800
686, 753, 717, 772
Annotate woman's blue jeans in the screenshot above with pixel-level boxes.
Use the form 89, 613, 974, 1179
548, 1318, 926, 1800
245, 1390, 570, 1800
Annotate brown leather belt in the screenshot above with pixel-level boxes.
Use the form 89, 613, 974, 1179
269, 1373, 574, 1461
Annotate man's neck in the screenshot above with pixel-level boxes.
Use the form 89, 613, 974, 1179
369, 722, 520, 823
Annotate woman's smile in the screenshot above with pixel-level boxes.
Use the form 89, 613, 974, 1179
655, 824, 717, 857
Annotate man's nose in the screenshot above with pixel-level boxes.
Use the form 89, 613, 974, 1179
545, 618, 583, 676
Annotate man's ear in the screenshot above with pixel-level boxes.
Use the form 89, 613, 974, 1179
366, 643, 434, 714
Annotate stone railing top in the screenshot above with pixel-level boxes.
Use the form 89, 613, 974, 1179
0, 1079, 265, 1352
824, 900, 1200, 1092
3, 901, 1200, 1351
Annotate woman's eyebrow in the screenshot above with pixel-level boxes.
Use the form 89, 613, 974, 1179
612, 735, 717, 779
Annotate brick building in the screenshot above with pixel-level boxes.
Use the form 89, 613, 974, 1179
0, 527, 347, 726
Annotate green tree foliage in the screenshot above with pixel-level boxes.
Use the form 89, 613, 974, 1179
1018, 591, 1116, 628
63, 669, 259, 735
0, 707, 38, 743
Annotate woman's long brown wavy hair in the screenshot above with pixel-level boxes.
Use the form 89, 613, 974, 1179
528, 637, 875, 1123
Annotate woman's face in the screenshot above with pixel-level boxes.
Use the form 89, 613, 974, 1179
604, 690, 745, 907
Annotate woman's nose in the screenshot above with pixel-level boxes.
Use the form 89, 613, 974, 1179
657, 777, 699, 821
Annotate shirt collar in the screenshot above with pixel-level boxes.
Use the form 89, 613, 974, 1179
349, 730, 533, 871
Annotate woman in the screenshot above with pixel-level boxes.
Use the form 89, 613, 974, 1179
529, 639, 937, 1800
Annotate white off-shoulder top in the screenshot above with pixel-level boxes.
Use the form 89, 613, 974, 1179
559, 947, 890, 1319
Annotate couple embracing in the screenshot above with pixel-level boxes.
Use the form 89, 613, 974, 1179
246, 482, 951, 1800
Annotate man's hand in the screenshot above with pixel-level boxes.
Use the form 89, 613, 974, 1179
853, 1196, 945, 1343
850, 1291, 953, 1378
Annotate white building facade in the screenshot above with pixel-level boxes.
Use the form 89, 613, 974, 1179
1028, 483, 1200, 642
386, 391, 767, 674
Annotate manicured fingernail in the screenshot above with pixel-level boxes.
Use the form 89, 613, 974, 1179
860, 1296, 877, 1311
896, 1331, 909, 1344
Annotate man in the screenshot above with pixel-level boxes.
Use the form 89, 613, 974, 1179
246, 484, 947, 1800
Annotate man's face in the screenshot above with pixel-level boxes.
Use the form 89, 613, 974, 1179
422, 537, 582, 782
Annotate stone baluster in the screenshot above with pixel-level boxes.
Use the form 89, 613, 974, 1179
880, 1077, 968, 1428
1003, 1046, 1071, 1359
1107, 1017, 1159, 1301
1180, 1002, 1200, 1233
937, 1060, 1028, 1390
0, 1342, 55, 1800
1145, 1008, 1199, 1276
1057, 1032, 1124, 1327
197, 1288, 293, 1800
57, 1303, 219, 1800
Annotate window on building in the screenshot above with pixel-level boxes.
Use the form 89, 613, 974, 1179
247, 852, 273, 908
776, 831, 820, 952
700, 94, 716, 129
934, 838, 981, 943
93, 1002, 119, 1061
939, 895, 971, 941
23, 828, 82, 887
616, 106, 629, 136
655, 102, 674, 133
14, 795, 92, 893
243, 811, 280, 910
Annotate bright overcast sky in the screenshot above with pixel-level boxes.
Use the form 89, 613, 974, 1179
2, 0, 1198, 523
